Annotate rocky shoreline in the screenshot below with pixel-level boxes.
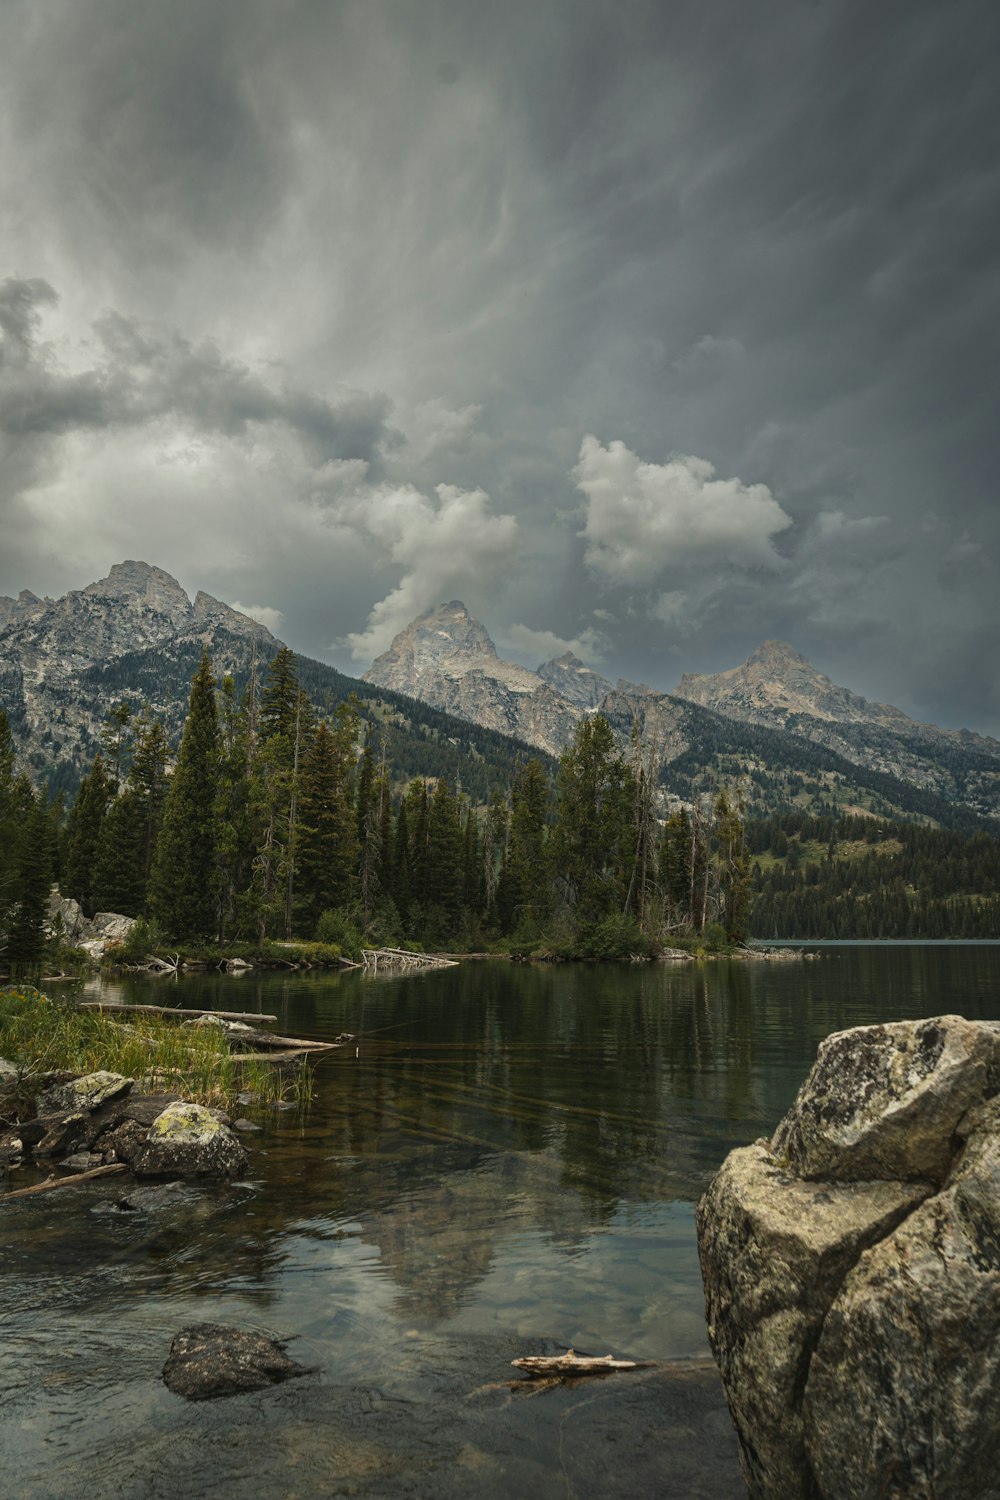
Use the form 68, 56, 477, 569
1, 1066, 252, 1195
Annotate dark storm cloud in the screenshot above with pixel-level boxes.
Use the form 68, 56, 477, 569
0, 277, 391, 461
0, 0, 998, 729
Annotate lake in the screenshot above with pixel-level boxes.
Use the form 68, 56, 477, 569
3, 945, 999, 1498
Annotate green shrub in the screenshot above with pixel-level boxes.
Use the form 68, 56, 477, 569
701, 922, 730, 953
314, 908, 365, 959
118, 917, 161, 962
576, 913, 654, 961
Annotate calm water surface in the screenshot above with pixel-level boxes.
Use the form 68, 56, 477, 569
3, 946, 999, 1498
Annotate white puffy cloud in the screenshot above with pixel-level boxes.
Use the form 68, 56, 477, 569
502, 622, 608, 666
343, 482, 519, 661
574, 435, 793, 583
229, 601, 286, 632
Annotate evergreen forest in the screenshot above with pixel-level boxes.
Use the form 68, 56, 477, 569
1, 650, 998, 973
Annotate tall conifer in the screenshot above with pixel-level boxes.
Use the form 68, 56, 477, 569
64, 754, 111, 915
6, 789, 54, 972
149, 652, 221, 940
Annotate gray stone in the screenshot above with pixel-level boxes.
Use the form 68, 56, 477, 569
34, 1111, 89, 1158
122, 1092, 182, 1126
57, 1151, 104, 1174
40, 1070, 133, 1115
131, 1101, 248, 1180
46, 891, 86, 944
162, 1322, 308, 1400
92, 1116, 148, 1165
771, 1015, 1000, 1184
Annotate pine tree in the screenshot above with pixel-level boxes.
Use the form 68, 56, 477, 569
63, 754, 112, 915
483, 788, 509, 930
91, 710, 168, 916
216, 678, 252, 943
243, 736, 290, 947
507, 758, 551, 934
393, 798, 412, 917
6, 789, 54, 972
715, 788, 751, 943
426, 777, 463, 932
149, 652, 221, 940
0, 711, 20, 939
296, 713, 359, 934
461, 805, 481, 917
258, 646, 301, 752
100, 699, 134, 792
549, 715, 631, 925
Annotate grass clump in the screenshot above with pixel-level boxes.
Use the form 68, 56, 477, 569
0, 985, 312, 1113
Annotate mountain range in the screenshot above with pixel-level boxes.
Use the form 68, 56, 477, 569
1, 564, 998, 829
365, 602, 1000, 829
0, 563, 541, 804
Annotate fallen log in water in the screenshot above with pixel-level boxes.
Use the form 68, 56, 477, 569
238, 1031, 340, 1052
511, 1351, 656, 1378
3, 1163, 129, 1200
79, 1002, 278, 1023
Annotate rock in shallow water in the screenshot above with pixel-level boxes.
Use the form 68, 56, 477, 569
131, 1101, 248, 1180
697, 1015, 1000, 1500
162, 1322, 308, 1400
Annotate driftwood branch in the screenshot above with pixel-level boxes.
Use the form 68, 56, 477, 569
3, 1163, 129, 1201
361, 947, 459, 973
511, 1351, 656, 1378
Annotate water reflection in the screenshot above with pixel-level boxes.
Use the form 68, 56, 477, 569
5, 947, 998, 1497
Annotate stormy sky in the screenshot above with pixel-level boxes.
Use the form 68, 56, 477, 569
1, 0, 998, 731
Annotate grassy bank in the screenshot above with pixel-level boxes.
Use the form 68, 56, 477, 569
0, 986, 312, 1111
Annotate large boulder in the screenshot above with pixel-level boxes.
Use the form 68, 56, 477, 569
804, 1097, 1000, 1500
46, 889, 86, 944
131, 1101, 248, 1180
697, 1146, 928, 1500
91, 912, 137, 944
697, 1015, 1000, 1500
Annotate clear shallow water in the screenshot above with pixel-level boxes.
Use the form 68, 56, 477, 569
3, 946, 999, 1498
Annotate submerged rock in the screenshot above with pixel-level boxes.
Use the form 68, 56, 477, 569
131, 1101, 248, 1180
162, 1322, 308, 1400
697, 1015, 1000, 1500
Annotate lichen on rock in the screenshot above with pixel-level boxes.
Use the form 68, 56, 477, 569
132, 1101, 248, 1180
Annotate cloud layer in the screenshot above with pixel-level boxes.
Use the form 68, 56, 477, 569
0, 0, 998, 731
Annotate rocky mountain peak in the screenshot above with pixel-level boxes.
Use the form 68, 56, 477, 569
365, 601, 501, 687
364, 602, 583, 757
0, 561, 283, 784
83, 560, 193, 614
536, 652, 612, 711
675, 640, 914, 732
747, 639, 810, 669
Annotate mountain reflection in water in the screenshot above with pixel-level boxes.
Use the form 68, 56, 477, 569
3, 947, 998, 1498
